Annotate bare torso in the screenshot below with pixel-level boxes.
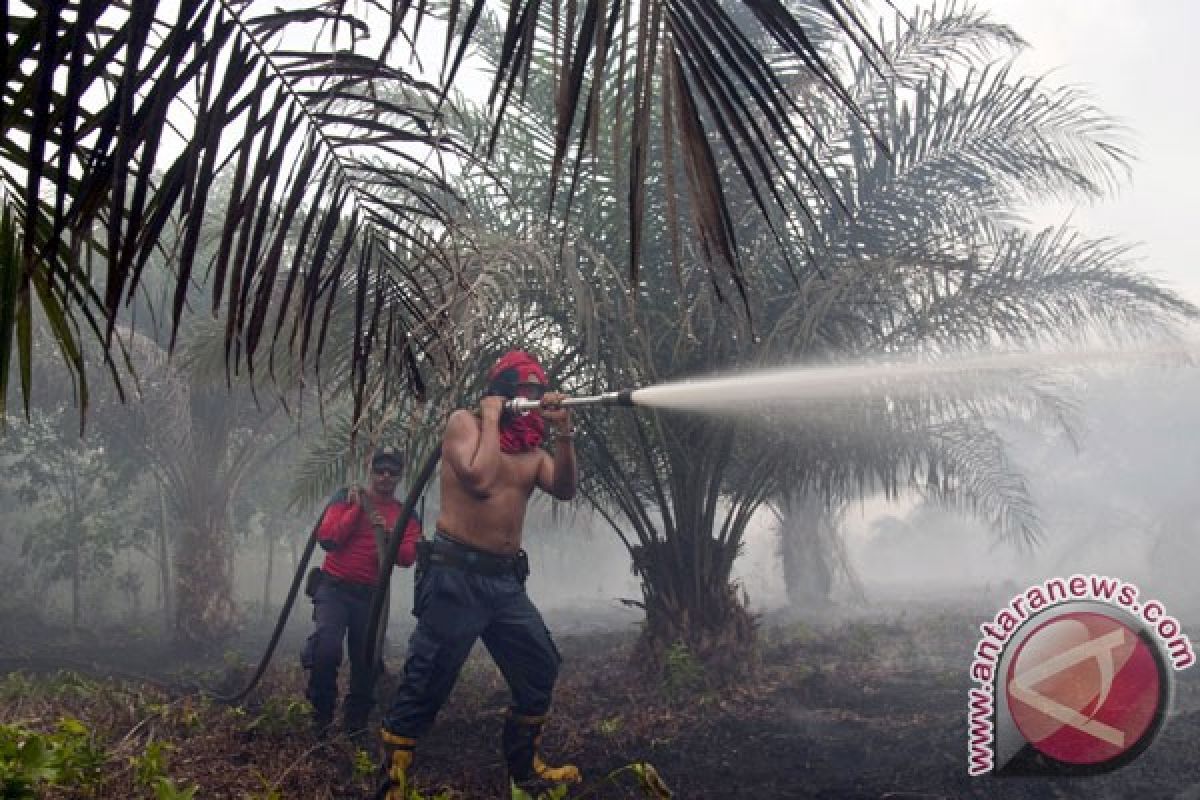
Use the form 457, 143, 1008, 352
436, 414, 550, 555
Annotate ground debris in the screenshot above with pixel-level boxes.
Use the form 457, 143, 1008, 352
2, 610, 1199, 798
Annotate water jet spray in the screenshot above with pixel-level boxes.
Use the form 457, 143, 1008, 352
503, 344, 1194, 416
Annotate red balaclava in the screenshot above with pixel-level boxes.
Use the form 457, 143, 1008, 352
488, 350, 547, 453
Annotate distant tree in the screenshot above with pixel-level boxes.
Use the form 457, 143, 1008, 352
0, 407, 151, 629
775, 491, 860, 609
100, 324, 292, 647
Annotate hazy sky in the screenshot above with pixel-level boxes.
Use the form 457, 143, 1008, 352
968, 1, 1200, 307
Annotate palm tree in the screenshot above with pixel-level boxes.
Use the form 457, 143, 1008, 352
753, 4, 1194, 611
99, 324, 292, 645
446, 1, 1195, 675
774, 490, 857, 608
2, 0, 883, 426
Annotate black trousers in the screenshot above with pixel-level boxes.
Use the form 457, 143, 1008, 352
382, 550, 561, 738
302, 578, 376, 725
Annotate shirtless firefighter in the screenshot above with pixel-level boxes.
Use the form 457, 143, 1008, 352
378, 350, 581, 796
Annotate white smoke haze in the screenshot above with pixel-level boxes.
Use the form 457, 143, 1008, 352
510, 350, 1200, 627
5, 343, 1200, 653
841, 360, 1200, 622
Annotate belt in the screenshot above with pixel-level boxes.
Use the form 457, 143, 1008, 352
427, 531, 524, 577
320, 570, 375, 599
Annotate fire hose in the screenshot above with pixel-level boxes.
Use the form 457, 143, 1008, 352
503, 389, 638, 413
214, 446, 442, 705
216, 390, 640, 704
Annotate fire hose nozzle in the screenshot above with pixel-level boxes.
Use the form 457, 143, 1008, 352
504, 389, 637, 414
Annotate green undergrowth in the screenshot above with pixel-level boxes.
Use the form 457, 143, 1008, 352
0, 668, 674, 799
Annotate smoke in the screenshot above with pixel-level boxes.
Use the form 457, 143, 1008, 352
844, 361, 1200, 619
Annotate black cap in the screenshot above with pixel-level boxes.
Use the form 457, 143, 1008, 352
371, 446, 403, 471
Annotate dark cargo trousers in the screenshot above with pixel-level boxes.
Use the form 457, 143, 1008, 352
302, 578, 377, 729
382, 557, 561, 738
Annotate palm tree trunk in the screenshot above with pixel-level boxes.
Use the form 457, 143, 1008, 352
633, 532, 757, 681
71, 546, 81, 630
779, 493, 835, 609
69, 499, 82, 630
174, 513, 238, 647
157, 477, 172, 635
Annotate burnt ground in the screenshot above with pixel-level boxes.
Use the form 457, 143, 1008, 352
2, 602, 1200, 799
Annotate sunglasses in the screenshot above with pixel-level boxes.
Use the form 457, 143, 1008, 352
515, 382, 546, 400
373, 466, 400, 477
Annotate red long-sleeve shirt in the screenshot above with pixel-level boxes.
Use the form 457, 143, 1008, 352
317, 493, 422, 585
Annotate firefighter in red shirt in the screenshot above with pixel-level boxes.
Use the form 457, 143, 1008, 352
302, 447, 422, 739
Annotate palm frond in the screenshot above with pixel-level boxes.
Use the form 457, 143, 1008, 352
3, 1, 470, 422
875, 227, 1196, 349
476, 0, 883, 291
918, 419, 1041, 546
835, 65, 1134, 257
852, 1, 1025, 102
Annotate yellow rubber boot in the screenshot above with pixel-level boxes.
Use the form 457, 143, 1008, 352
532, 753, 582, 783
379, 731, 416, 800
502, 711, 581, 786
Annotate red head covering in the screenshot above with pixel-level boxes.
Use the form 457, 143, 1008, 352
488, 350, 546, 453
488, 350, 547, 385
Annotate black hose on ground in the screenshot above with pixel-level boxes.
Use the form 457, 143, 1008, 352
199, 444, 440, 704
208, 507, 328, 704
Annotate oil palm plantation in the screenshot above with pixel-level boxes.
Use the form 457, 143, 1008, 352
446, 1, 1194, 674
1, 0, 885, 651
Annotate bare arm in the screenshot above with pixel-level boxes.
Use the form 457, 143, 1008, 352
537, 437, 578, 500
442, 404, 504, 495
537, 394, 577, 500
